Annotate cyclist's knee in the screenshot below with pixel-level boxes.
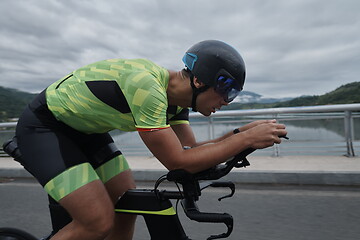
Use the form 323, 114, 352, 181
105, 169, 136, 203
57, 180, 116, 238
74, 204, 115, 238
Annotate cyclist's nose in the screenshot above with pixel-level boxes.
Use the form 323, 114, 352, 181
221, 99, 229, 106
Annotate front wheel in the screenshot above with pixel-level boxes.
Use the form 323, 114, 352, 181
0, 228, 37, 240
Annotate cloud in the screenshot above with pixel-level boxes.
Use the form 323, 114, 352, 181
0, 0, 359, 97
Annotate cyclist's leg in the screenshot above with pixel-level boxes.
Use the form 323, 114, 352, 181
104, 170, 136, 240
16, 107, 115, 239
52, 180, 114, 240
79, 133, 137, 240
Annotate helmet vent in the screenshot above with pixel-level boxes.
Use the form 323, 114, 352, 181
182, 53, 198, 71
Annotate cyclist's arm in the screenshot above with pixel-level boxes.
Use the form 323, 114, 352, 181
139, 122, 286, 173
171, 120, 278, 148
171, 124, 196, 147
139, 127, 242, 173
171, 123, 236, 147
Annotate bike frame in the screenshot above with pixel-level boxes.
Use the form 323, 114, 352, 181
115, 189, 189, 240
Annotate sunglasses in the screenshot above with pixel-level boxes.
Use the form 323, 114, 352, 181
214, 76, 242, 103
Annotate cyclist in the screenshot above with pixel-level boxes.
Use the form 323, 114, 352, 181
15, 40, 287, 240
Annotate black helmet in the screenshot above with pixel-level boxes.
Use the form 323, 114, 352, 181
182, 40, 246, 110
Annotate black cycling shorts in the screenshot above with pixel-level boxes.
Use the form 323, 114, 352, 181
15, 90, 130, 201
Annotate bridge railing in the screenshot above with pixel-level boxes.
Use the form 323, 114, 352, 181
189, 103, 360, 157
1, 103, 359, 157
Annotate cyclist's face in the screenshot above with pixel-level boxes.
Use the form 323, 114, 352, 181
196, 87, 228, 116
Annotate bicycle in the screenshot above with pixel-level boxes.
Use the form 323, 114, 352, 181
0, 137, 253, 240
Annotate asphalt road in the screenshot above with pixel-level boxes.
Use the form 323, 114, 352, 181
0, 178, 359, 240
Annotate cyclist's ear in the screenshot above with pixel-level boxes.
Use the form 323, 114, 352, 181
193, 77, 206, 89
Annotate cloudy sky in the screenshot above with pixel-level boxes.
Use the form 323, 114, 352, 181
0, 0, 359, 98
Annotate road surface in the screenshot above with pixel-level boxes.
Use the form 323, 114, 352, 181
0, 178, 359, 240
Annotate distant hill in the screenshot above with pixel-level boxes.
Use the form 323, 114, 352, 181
224, 81, 360, 110
0, 86, 37, 121
233, 91, 293, 104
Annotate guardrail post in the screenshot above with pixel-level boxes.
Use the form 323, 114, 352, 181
208, 117, 214, 140
273, 114, 280, 157
344, 110, 355, 157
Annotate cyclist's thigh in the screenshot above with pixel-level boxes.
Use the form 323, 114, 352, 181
57, 179, 114, 228
17, 112, 82, 182
105, 169, 135, 203
16, 109, 101, 202
77, 133, 135, 202
79, 133, 132, 182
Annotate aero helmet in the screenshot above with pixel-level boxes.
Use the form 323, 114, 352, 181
182, 40, 246, 111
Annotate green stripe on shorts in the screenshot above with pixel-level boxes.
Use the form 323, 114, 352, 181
95, 154, 130, 183
44, 162, 99, 201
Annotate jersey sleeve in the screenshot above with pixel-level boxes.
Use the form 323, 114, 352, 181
168, 107, 190, 126
124, 71, 170, 131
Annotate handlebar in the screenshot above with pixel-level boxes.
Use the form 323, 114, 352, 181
182, 198, 233, 240
167, 148, 254, 184
165, 148, 255, 240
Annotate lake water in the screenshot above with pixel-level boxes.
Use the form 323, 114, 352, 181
110, 116, 360, 157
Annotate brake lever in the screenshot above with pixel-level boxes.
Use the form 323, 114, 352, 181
200, 181, 236, 201
210, 182, 235, 201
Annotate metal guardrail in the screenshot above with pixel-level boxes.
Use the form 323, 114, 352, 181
1, 103, 359, 157
189, 103, 360, 157
0, 122, 17, 128
0, 122, 17, 157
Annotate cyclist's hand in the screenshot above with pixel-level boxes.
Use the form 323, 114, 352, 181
243, 122, 287, 149
239, 119, 277, 132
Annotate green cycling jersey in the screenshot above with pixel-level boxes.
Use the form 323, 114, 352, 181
46, 58, 189, 134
